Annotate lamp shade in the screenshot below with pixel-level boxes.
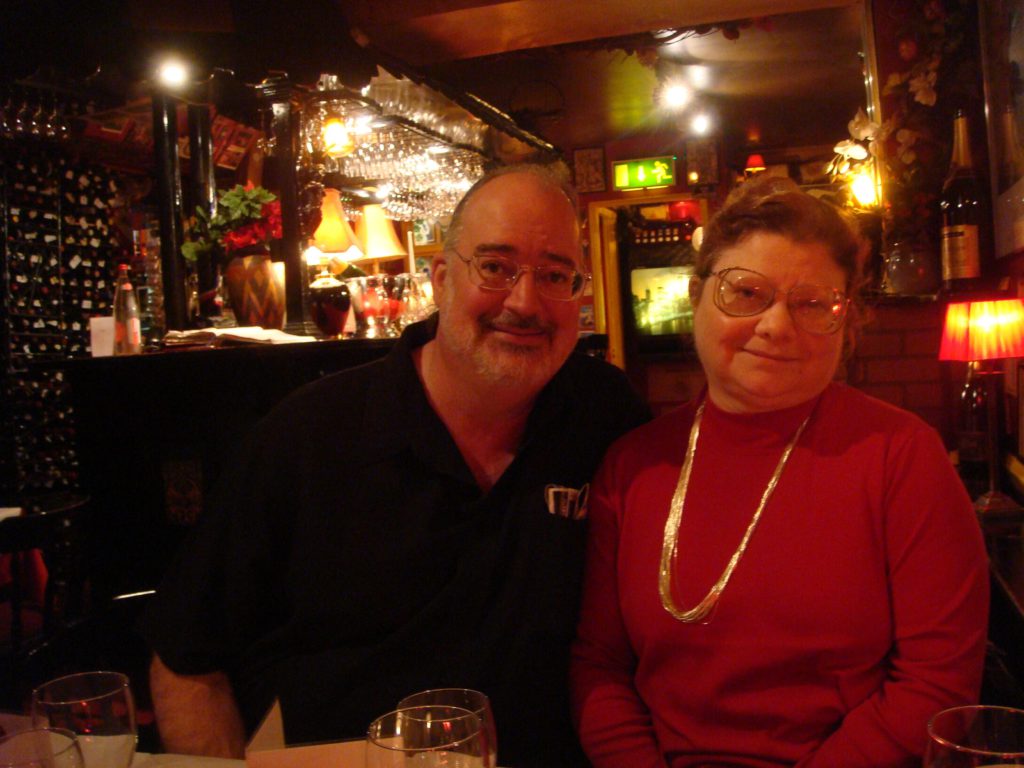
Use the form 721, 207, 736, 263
355, 204, 407, 260
938, 299, 1024, 361
312, 188, 363, 256
744, 153, 766, 174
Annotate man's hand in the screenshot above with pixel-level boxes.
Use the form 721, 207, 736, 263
149, 654, 246, 758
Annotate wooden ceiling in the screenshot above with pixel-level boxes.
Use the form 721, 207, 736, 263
342, 0, 870, 158
2, 0, 870, 165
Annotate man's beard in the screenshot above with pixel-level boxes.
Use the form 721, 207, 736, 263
437, 291, 573, 390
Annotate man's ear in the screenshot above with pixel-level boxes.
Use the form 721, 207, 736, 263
688, 276, 704, 305
431, 251, 448, 303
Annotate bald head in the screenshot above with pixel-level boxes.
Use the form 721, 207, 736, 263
444, 164, 579, 254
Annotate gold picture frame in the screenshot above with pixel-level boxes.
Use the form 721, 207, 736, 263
573, 147, 606, 193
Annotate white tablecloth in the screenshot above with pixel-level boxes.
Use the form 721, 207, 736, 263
133, 754, 244, 768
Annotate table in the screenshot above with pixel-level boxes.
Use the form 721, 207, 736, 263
133, 754, 243, 768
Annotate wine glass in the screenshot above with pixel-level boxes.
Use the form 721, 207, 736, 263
0, 728, 84, 768
31, 672, 137, 768
397, 689, 497, 768
366, 705, 484, 768
925, 705, 1024, 766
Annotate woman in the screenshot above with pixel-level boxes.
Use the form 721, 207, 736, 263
570, 176, 989, 767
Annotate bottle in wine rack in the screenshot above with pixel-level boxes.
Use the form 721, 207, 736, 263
113, 263, 142, 355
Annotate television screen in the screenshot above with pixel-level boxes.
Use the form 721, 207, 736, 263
630, 265, 695, 338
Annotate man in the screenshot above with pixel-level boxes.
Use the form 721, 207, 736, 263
141, 165, 650, 767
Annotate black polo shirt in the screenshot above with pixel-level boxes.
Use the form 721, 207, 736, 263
141, 317, 650, 767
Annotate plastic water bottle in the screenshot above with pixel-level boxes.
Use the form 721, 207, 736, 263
113, 263, 142, 355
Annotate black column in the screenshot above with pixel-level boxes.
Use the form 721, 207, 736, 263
254, 75, 316, 335
188, 102, 219, 318
151, 92, 188, 331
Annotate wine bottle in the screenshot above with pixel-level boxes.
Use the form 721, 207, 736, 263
939, 110, 983, 293
113, 263, 142, 355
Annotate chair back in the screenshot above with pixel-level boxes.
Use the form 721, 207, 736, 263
1, 494, 90, 659
17, 590, 160, 752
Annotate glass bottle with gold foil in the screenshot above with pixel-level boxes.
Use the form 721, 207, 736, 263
939, 110, 983, 293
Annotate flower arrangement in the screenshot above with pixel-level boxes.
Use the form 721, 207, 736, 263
182, 183, 283, 264
829, 0, 977, 247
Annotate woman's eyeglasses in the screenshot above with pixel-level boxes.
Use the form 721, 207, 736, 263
453, 248, 588, 301
711, 266, 848, 335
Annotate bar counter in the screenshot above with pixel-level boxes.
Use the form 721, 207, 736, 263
62, 338, 393, 601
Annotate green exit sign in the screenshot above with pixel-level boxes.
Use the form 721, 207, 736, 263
612, 156, 676, 190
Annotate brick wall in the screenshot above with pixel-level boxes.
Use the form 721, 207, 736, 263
638, 301, 962, 444
844, 301, 959, 446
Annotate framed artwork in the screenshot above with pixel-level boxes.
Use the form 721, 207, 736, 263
980, 0, 1024, 259
573, 147, 606, 193
685, 138, 719, 187
405, 219, 444, 254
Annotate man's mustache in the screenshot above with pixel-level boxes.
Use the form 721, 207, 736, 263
484, 311, 555, 335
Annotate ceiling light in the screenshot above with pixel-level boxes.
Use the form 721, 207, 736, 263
687, 66, 712, 89
323, 118, 354, 158
659, 81, 692, 111
157, 59, 189, 89
690, 112, 712, 135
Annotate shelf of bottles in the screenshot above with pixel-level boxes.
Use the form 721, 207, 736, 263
1, 108, 125, 495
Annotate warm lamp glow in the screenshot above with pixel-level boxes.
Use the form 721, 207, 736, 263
323, 118, 354, 158
157, 59, 188, 88
313, 188, 363, 257
659, 81, 692, 110
355, 204, 407, 260
849, 166, 878, 207
939, 299, 1024, 362
744, 153, 766, 174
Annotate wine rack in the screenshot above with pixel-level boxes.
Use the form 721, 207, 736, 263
1, 128, 125, 497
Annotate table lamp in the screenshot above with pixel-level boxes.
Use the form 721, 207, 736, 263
356, 204, 407, 262
309, 188, 363, 263
939, 298, 1024, 513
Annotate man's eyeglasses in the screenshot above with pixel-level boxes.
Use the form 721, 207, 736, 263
453, 248, 588, 301
711, 267, 849, 336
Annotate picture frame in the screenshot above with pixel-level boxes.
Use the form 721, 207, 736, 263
573, 147, 606, 193
685, 138, 719, 187
980, 0, 1024, 259
413, 219, 438, 247
405, 219, 444, 255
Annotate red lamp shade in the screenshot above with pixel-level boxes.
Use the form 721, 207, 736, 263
939, 299, 1024, 362
744, 154, 766, 174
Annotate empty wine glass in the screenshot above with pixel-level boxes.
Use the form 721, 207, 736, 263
366, 705, 484, 768
0, 729, 84, 768
397, 689, 497, 768
925, 705, 1024, 766
31, 672, 136, 768
362, 275, 392, 339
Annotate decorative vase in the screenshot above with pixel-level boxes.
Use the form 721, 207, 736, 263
309, 267, 351, 338
223, 249, 285, 329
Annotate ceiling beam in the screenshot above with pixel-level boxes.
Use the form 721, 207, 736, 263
343, 0, 857, 63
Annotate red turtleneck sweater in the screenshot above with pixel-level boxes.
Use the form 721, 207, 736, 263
571, 383, 988, 767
